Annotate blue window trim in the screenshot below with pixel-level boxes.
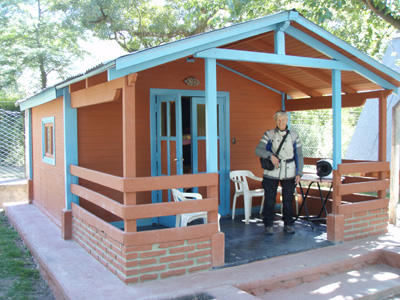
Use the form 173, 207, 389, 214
42, 116, 56, 165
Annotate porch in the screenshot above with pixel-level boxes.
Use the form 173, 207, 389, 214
220, 215, 332, 268
61, 157, 390, 283
5, 202, 400, 300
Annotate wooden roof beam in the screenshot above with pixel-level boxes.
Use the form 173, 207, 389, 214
70, 77, 124, 108
285, 90, 392, 111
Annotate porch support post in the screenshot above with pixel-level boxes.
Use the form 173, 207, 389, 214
274, 26, 286, 55
378, 91, 387, 163
378, 91, 388, 199
123, 73, 138, 232
332, 69, 342, 169
205, 58, 218, 173
63, 87, 79, 209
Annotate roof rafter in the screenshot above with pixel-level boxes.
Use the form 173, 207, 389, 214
247, 39, 359, 94
217, 63, 283, 95
237, 61, 322, 97
194, 48, 354, 71
298, 68, 357, 94
285, 26, 399, 92
224, 38, 320, 96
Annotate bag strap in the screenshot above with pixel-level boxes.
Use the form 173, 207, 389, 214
275, 130, 290, 157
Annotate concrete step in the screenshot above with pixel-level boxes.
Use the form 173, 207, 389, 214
257, 263, 400, 300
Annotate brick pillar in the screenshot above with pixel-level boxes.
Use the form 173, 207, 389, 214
327, 214, 344, 242
61, 209, 72, 240
211, 232, 225, 267
28, 179, 34, 204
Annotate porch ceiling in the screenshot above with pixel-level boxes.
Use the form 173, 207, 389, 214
217, 24, 400, 100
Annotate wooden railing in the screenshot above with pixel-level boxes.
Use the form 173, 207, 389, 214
69, 165, 219, 234
332, 161, 390, 214
302, 158, 390, 213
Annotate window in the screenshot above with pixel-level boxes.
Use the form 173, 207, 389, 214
42, 117, 55, 165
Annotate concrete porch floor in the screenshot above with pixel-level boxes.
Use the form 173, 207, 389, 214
4, 201, 400, 300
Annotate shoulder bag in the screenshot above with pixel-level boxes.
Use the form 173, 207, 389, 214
260, 130, 290, 170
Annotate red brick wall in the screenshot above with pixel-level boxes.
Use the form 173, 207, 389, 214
71, 204, 216, 284
327, 198, 389, 242
343, 207, 389, 241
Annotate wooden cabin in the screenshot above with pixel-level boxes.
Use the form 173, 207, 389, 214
17, 11, 400, 284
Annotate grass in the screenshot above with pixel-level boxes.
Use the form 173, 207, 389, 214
0, 210, 54, 300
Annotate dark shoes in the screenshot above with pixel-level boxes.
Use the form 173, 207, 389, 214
284, 225, 295, 234
265, 226, 274, 235
265, 225, 295, 235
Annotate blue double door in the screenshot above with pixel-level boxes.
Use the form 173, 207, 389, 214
151, 90, 230, 227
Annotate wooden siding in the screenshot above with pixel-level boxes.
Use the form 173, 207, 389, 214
31, 97, 65, 225
135, 58, 281, 210
76, 57, 281, 213
77, 98, 124, 221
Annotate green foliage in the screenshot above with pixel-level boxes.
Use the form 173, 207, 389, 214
289, 0, 398, 60
0, 0, 88, 99
2, 0, 399, 106
53, 0, 400, 62
0, 101, 19, 111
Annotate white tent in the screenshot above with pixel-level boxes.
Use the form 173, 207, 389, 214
345, 36, 400, 166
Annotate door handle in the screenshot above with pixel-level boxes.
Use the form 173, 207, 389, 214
174, 158, 184, 162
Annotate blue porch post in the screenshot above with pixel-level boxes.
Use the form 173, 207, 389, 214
332, 69, 342, 169
205, 58, 219, 173
63, 87, 79, 209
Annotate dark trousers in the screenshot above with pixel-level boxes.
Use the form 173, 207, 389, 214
262, 177, 296, 226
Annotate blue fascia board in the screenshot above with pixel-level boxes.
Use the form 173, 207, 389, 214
294, 17, 400, 84
116, 12, 292, 69
19, 87, 60, 111
194, 48, 353, 71
285, 26, 399, 92
109, 24, 280, 81
110, 12, 298, 80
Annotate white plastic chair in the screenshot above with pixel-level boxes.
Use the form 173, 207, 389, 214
171, 189, 221, 230
171, 189, 207, 227
230, 170, 268, 224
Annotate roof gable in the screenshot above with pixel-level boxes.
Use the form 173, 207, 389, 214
109, 10, 400, 97
18, 10, 400, 109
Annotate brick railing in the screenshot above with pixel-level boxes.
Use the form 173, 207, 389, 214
65, 165, 224, 284
327, 161, 390, 242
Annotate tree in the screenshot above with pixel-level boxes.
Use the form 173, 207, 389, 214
289, 0, 399, 59
0, 0, 87, 99
358, 0, 400, 30
55, 0, 399, 61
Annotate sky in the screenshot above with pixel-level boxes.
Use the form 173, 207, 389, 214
72, 0, 165, 74
71, 37, 128, 75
